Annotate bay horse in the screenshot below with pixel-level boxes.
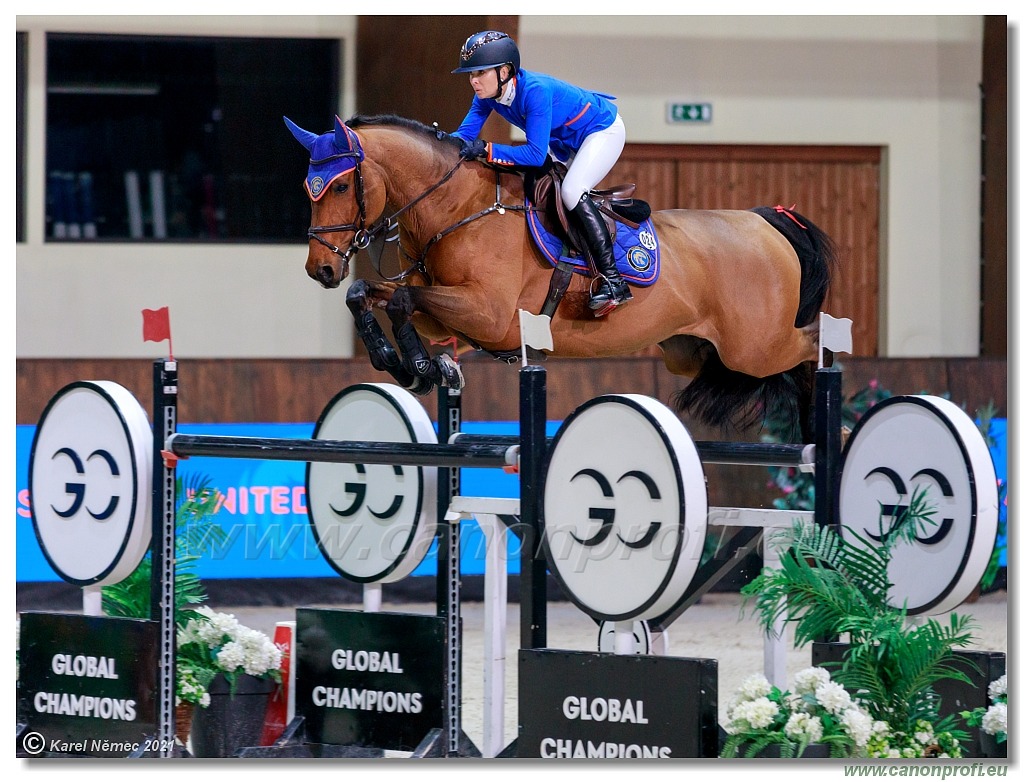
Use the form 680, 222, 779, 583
286, 114, 837, 441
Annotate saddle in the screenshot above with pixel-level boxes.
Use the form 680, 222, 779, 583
525, 161, 652, 260
522, 161, 656, 321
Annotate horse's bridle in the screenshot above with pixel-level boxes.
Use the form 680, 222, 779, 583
306, 142, 469, 283
305, 148, 376, 268
305, 135, 529, 283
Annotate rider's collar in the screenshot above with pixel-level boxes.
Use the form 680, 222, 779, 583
497, 76, 517, 106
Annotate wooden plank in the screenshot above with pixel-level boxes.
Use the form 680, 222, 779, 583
17, 357, 1005, 427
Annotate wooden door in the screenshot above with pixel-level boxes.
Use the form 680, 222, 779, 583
602, 144, 881, 357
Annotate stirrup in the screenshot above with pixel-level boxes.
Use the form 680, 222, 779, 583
588, 276, 632, 315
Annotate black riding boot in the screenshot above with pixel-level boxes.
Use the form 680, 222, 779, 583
571, 194, 632, 315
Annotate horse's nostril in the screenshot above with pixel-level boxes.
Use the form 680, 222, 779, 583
317, 266, 335, 285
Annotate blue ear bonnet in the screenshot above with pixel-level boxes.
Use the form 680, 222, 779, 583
284, 115, 364, 201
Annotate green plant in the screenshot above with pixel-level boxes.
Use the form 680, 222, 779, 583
742, 489, 976, 758
974, 401, 1008, 592
100, 473, 227, 707
101, 473, 225, 624
721, 666, 885, 758
961, 674, 1007, 745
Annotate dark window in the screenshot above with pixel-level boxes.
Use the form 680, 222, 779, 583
45, 33, 339, 242
17, 32, 26, 243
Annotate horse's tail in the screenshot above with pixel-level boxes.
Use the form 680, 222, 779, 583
672, 206, 837, 439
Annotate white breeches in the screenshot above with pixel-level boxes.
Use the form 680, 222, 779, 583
559, 114, 626, 209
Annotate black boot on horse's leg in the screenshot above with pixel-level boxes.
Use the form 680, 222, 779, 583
571, 194, 632, 317
385, 288, 464, 395
345, 281, 415, 387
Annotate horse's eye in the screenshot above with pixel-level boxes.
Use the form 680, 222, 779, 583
334, 182, 349, 194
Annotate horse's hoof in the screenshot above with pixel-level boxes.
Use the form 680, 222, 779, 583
436, 354, 465, 390
345, 279, 370, 313
405, 376, 434, 396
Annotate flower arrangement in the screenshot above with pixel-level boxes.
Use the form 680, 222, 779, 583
176, 606, 285, 707
721, 667, 885, 758
864, 720, 963, 759
961, 674, 1008, 745
176, 665, 213, 708
741, 489, 975, 758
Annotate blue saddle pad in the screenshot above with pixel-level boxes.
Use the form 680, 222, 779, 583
525, 199, 660, 286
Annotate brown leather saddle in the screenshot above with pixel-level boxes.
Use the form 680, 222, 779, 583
527, 161, 648, 255
525, 161, 651, 317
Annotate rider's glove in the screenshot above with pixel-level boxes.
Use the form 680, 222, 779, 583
459, 138, 489, 161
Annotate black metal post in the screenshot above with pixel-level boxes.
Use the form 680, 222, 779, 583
518, 366, 547, 650
435, 385, 462, 757
150, 359, 177, 757
813, 366, 844, 531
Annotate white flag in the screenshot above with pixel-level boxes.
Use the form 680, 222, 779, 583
820, 312, 853, 355
519, 309, 553, 354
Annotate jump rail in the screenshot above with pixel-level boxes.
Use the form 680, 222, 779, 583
451, 433, 815, 468
166, 433, 519, 469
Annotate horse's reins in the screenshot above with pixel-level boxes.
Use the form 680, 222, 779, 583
305, 138, 528, 284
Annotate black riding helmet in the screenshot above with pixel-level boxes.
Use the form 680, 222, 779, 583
451, 31, 521, 74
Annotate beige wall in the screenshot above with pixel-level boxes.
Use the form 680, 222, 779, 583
16, 15, 986, 359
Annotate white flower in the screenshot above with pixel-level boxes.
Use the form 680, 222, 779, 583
737, 674, 772, 701
734, 697, 779, 729
914, 728, 933, 745
793, 667, 831, 696
178, 607, 283, 682
982, 702, 1007, 736
784, 712, 823, 743
841, 707, 874, 746
989, 674, 1007, 701
815, 680, 853, 715
216, 640, 247, 672
872, 720, 890, 739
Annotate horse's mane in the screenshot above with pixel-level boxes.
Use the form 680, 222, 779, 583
346, 114, 462, 157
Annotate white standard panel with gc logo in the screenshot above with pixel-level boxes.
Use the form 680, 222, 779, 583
837, 395, 999, 615
29, 381, 153, 586
306, 383, 437, 584
542, 394, 707, 622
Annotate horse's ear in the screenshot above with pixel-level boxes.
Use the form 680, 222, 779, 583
284, 116, 319, 152
333, 116, 361, 157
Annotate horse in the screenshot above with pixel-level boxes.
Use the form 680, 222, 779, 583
285, 114, 837, 441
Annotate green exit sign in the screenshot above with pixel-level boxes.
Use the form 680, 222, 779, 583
667, 102, 712, 123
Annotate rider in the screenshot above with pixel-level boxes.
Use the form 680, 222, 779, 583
450, 30, 631, 316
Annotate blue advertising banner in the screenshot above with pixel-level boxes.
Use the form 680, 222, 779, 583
16, 418, 1006, 582
17, 420, 560, 583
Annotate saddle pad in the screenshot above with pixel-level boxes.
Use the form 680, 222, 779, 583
525, 200, 661, 286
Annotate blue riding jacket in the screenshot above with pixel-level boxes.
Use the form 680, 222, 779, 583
451, 68, 618, 167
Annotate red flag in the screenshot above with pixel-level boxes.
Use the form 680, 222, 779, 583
142, 307, 173, 359
142, 307, 170, 342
